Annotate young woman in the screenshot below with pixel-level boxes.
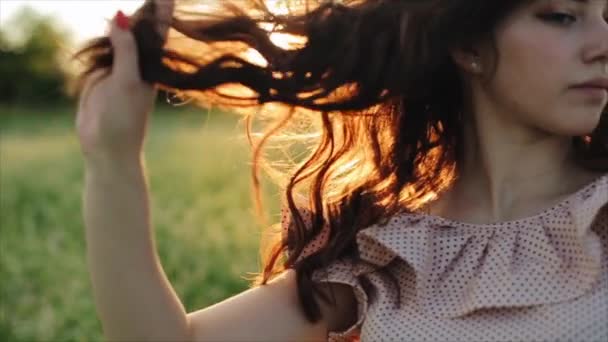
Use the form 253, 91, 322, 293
74, 0, 608, 341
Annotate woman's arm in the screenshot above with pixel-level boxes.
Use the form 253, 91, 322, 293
187, 269, 357, 342
83, 156, 357, 342
83, 156, 190, 341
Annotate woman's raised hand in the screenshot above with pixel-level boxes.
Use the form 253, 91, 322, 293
75, 0, 174, 163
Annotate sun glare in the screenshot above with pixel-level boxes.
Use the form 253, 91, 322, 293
0, 0, 145, 45
243, 1, 309, 67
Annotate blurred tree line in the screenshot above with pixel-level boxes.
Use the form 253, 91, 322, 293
0, 6, 180, 111
0, 6, 75, 106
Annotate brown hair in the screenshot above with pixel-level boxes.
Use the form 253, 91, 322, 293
71, 0, 607, 328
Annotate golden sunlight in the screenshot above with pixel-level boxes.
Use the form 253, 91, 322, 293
243, 0, 309, 67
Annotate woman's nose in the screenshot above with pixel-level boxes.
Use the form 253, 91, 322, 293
582, 18, 608, 64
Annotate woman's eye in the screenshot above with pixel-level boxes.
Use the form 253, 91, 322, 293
539, 12, 577, 26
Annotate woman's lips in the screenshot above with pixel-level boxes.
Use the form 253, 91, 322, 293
571, 86, 608, 99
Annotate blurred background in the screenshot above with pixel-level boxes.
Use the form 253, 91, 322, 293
0, 1, 282, 341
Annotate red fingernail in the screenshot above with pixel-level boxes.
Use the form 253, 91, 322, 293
115, 10, 130, 30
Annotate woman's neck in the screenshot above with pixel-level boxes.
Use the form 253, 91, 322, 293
427, 110, 603, 224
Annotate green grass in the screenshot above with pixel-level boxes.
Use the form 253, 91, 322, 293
0, 104, 283, 342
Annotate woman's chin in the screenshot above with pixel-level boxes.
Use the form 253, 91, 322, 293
552, 113, 604, 137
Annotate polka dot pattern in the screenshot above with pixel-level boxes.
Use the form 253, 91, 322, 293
282, 173, 608, 342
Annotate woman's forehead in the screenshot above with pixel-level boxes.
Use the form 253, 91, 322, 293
538, 0, 607, 8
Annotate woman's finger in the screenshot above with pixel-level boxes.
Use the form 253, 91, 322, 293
108, 12, 143, 87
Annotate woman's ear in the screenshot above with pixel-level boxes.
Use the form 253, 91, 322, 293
449, 46, 483, 74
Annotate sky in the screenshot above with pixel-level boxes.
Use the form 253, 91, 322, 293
0, 0, 145, 44
0, 0, 290, 46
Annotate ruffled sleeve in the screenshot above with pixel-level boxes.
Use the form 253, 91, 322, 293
280, 203, 369, 341
310, 259, 370, 342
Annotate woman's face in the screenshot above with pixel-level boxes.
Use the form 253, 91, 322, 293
475, 0, 608, 136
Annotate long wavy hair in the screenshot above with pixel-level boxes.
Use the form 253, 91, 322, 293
72, 0, 607, 327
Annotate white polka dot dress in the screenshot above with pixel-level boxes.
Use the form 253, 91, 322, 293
281, 173, 608, 342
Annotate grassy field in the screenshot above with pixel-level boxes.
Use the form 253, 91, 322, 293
0, 104, 283, 342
